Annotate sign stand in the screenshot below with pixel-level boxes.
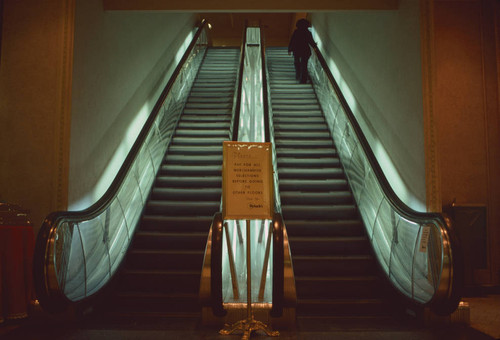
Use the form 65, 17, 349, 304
220, 142, 279, 339
219, 220, 279, 339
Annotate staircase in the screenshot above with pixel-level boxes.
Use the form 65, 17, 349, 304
99, 48, 240, 318
267, 47, 392, 318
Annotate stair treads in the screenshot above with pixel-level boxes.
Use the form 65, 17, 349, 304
292, 255, 376, 276
170, 136, 227, 146
274, 139, 334, 148
151, 187, 221, 201
155, 176, 221, 188
274, 123, 329, 131
140, 215, 213, 232
284, 219, 365, 237
281, 204, 358, 220
102, 48, 240, 318
132, 231, 208, 250
273, 110, 323, 117
177, 121, 231, 129
277, 157, 340, 168
167, 145, 223, 155
267, 46, 389, 318
159, 165, 221, 176
276, 148, 337, 157
279, 178, 348, 191
145, 200, 220, 215
280, 191, 353, 204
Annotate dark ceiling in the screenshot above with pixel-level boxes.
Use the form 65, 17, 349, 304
198, 13, 307, 47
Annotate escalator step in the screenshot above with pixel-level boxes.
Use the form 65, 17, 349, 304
274, 116, 325, 124
277, 157, 340, 168
274, 140, 334, 148
155, 176, 221, 188
295, 276, 383, 299
164, 154, 223, 165
274, 123, 329, 132
292, 255, 377, 276
146, 200, 220, 215
170, 136, 227, 146
151, 187, 221, 201
296, 298, 391, 317
287, 236, 370, 256
140, 215, 213, 232
280, 191, 353, 204
273, 110, 323, 117
186, 97, 233, 104
284, 219, 365, 237
180, 115, 231, 122
180, 109, 231, 118
175, 129, 229, 137
126, 250, 204, 271
159, 165, 221, 176
132, 231, 208, 250
184, 102, 233, 109
167, 145, 223, 155
106, 292, 200, 315
279, 178, 348, 191
275, 131, 331, 139
281, 204, 358, 220
278, 168, 344, 179
277, 148, 337, 157
118, 270, 200, 293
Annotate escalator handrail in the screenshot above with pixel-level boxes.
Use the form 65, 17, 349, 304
312, 46, 463, 314
230, 23, 247, 141
260, 27, 270, 144
210, 25, 247, 315
210, 25, 287, 317
260, 27, 285, 316
33, 19, 209, 312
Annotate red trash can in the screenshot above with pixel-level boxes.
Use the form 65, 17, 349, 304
0, 203, 35, 323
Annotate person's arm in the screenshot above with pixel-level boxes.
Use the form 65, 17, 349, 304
307, 31, 317, 49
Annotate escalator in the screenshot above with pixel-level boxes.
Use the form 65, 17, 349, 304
267, 47, 393, 317
33, 23, 460, 325
96, 48, 240, 317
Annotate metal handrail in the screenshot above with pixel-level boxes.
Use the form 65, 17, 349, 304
209, 25, 288, 317
270, 213, 284, 317
260, 28, 270, 144
230, 23, 248, 141
33, 20, 209, 313
210, 212, 226, 316
259, 27, 285, 317
311, 46, 463, 315
209, 25, 248, 316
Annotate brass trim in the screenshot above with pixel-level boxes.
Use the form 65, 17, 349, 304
420, 0, 442, 213
224, 222, 240, 299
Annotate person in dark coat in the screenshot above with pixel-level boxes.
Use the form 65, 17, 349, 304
288, 18, 317, 84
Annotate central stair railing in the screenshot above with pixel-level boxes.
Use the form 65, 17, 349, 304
206, 25, 292, 321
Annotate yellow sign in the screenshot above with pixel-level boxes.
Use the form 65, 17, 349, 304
222, 141, 273, 220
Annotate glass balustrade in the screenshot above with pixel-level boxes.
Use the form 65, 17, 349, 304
36, 25, 208, 306
220, 27, 274, 306
221, 220, 273, 304
238, 27, 265, 143
308, 49, 454, 306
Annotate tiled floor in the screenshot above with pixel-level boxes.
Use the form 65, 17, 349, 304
1, 295, 499, 339
464, 294, 500, 339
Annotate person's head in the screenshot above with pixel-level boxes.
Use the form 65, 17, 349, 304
296, 18, 310, 29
